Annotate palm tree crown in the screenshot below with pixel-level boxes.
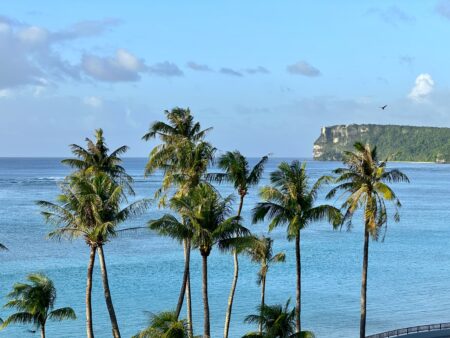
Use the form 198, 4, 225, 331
142, 108, 213, 186
39, 173, 147, 245
207, 151, 268, 199
327, 142, 409, 239
253, 161, 342, 236
243, 300, 315, 338
173, 184, 249, 256
132, 311, 189, 338
61, 128, 133, 194
244, 236, 285, 286
1, 273, 75, 337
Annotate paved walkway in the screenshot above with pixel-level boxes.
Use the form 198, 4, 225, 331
366, 323, 450, 338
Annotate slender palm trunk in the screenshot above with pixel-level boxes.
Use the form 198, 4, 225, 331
360, 226, 370, 338
40, 324, 45, 338
260, 273, 266, 334
295, 231, 301, 334
97, 245, 121, 338
223, 195, 244, 338
224, 250, 238, 338
185, 239, 193, 338
86, 245, 96, 338
202, 253, 211, 338
186, 263, 193, 338
175, 239, 190, 318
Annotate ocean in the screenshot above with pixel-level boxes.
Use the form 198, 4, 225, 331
1, 157, 449, 338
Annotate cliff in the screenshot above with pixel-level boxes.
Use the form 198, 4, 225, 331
313, 124, 450, 162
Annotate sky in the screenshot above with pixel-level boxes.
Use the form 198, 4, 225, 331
1, 1, 450, 157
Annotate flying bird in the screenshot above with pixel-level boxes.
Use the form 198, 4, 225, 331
380, 105, 388, 110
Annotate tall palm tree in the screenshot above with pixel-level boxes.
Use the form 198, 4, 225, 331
243, 300, 315, 338
252, 161, 342, 334
326, 142, 409, 338
1, 273, 76, 338
143, 108, 214, 337
142, 107, 212, 179
132, 311, 190, 338
206, 151, 268, 338
243, 236, 285, 333
39, 173, 148, 338
61, 128, 134, 194
171, 183, 250, 338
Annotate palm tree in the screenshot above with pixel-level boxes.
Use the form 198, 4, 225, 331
171, 183, 250, 338
206, 151, 268, 338
142, 107, 212, 180
243, 236, 285, 333
61, 128, 134, 194
39, 173, 148, 338
243, 300, 315, 338
326, 142, 409, 338
132, 311, 190, 338
252, 161, 342, 334
143, 108, 214, 337
1, 273, 76, 338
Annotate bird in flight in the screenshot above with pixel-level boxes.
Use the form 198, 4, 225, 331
380, 105, 387, 110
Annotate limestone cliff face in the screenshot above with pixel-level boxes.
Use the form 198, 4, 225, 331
313, 124, 450, 162
313, 125, 371, 160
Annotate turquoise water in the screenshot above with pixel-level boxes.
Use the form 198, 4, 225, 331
1, 158, 450, 338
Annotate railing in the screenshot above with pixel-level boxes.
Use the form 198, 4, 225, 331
366, 322, 450, 338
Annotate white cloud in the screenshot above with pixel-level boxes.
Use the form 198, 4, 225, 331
408, 73, 434, 102
17, 26, 48, 46
83, 96, 103, 108
287, 61, 321, 77
0, 89, 13, 98
81, 49, 147, 82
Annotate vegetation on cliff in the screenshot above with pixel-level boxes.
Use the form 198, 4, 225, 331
313, 124, 450, 162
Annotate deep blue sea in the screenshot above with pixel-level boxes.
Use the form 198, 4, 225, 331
1, 158, 450, 338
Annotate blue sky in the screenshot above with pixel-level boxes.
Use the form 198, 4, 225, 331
1, 1, 449, 157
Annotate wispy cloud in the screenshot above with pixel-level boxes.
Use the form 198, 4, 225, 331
220, 67, 243, 77
245, 66, 269, 75
399, 55, 414, 65
366, 6, 415, 26
287, 61, 321, 77
436, 0, 450, 19
148, 61, 183, 77
186, 61, 213, 72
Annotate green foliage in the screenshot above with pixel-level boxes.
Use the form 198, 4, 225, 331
243, 300, 315, 338
132, 311, 190, 338
314, 124, 450, 162
1, 273, 75, 332
38, 172, 149, 246
327, 142, 409, 239
170, 183, 250, 256
252, 161, 342, 240
243, 236, 285, 285
61, 128, 134, 194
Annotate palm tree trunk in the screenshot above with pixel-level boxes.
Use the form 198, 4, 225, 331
86, 245, 96, 338
97, 245, 121, 338
202, 253, 211, 338
175, 239, 190, 318
260, 273, 266, 334
186, 261, 193, 338
185, 239, 193, 338
40, 324, 45, 338
360, 226, 370, 338
223, 250, 238, 338
223, 195, 244, 338
295, 231, 301, 334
